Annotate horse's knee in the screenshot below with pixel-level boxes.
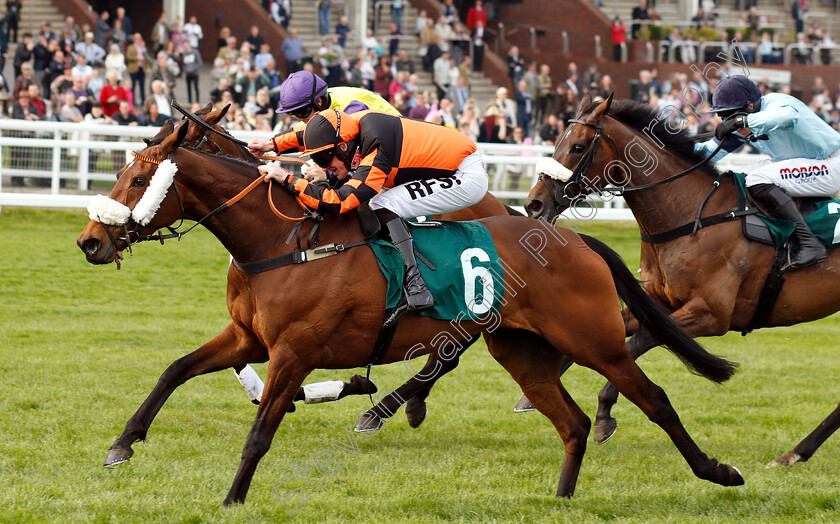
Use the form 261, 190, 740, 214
241, 435, 271, 462
564, 417, 591, 455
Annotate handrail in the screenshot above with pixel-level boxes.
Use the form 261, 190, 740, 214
645, 41, 654, 63
594, 34, 602, 59
619, 42, 627, 63
561, 31, 569, 54
529, 27, 536, 49
698, 41, 728, 62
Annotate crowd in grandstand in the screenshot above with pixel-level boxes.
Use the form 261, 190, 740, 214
1, 0, 840, 187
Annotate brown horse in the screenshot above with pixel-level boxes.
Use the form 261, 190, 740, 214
525, 93, 840, 466
77, 120, 742, 504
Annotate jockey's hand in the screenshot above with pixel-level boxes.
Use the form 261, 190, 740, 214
247, 138, 272, 155
715, 114, 748, 142
301, 162, 327, 183
259, 163, 292, 188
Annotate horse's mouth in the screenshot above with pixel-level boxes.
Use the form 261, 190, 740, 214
79, 238, 126, 268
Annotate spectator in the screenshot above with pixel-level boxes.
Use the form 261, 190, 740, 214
150, 50, 180, 96
70, 52, 92, 79
39, 21, 57, 42
170, 21, 188, 55
415, 10, 429, 36
361, 29, 381, 55
216, 26, 230, 51
62, 15, 81, 44
28, 83, 48, 120
631, 0, 649, 39
9, 88, 40, 186
409, 90, 431, 120
466, 1, 488, 31
75, 31, 106, 65
144, 102, 170, 126
151, 13, 169, 54
246, 25, 265, 54
32, 34, 50, 88
758, 31, 782, 64
472, 20, 485, 73
104, 43, 127, 79
318, 36, 343, 87
792, 0, 807, 34
535, 64, 553, 128
13, 62, 34, 98
270, 0, 288, 27
12, 32, 32, 78
395, 48, 414, 74
389, 70, 407, 104
507, 45, 522, 85
173, 40, 199, 104
440, 0, 457, 25
210, 77, 234, 104
318, 0, 331, 35
99, 71, 128, 117
391, 0, 403, 32
373, 55, 392, 99
515, 79, 532, 137
88, 70, 105, 97
281, 28, 304, 74
58, 91, 83, 122
419, 18, 438, 71
126, 33, 150, 105
611, 16, 626, 61
113, 99, 139, 125
433, 50, 451, 101
68, 75, 94, 115
94, 11, 110, 49
183, 15, 203, 51
493, 86, 517, 128
479, 102, 508, 143
254, 43, 273, 71
44, 50, 68, 95
6, 0, 21, 43
452, 75, 470, 115
115, 7, 132, 36
539, 114, 559, 145
434, 16, 455, 53
389, 22, 401, 57
110, 19, 127, 50
84, 102, 113, 124
336, 16, 351, 48
263, 57, 283, 108
235, 66, 268, 105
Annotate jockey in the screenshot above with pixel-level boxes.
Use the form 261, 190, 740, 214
695, 74, 839, 269
247, 71, 399, 182
259, 109, 489, 319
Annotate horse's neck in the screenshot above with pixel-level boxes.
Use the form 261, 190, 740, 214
176, 151, 304, 264
617, 141, 732, 235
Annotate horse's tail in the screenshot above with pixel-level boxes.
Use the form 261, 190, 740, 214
580, 233, 738, 384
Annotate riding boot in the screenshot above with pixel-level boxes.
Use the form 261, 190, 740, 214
749, 183, 828, 269
383, 216, 435, 312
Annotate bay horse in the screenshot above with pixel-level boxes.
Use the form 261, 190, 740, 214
77, 119, 743, 504
525, 92, 840, 467
180, 104, 716, 434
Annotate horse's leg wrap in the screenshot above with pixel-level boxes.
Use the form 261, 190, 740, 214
234, 365, 264, 405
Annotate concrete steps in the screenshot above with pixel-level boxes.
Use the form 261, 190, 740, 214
0, 0, 70, 38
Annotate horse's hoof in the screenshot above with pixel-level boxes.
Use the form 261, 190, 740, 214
728, 465, 745, 486
104, 446, 134, 468
767, 451, 803, 467
593, 418, 617, 444
405, 400, 427, 428
513, 395, 536, 413
355, 412, 383, 433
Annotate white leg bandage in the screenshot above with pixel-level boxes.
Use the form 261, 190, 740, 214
302, 380, 346, 404
234, 365, 264, 404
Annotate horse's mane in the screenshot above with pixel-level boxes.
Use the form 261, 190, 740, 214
581, 99, 719, 175
182, 144, 261, 174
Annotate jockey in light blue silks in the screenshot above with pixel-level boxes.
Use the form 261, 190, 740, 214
695, 74, 840, 269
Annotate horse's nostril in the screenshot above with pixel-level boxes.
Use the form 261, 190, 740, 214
81, 237, 101, 256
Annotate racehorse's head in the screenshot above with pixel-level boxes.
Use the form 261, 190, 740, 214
526, 92, 620, 221
183, 103, 229, 147
77, 120, 190, 265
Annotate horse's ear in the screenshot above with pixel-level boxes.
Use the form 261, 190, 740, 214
159, 117, 190, 156
590, 92, 614, 122
575, 93, 592, 118
219, 104, 231, 121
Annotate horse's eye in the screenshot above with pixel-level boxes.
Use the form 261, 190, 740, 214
570, 144, 585, 154
132, 177, 147, 187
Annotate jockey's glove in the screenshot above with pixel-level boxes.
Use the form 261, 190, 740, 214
715, 114, 748, 142
279, 173, 299, 191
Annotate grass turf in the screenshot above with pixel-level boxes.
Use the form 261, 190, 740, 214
2, 208, 840, 523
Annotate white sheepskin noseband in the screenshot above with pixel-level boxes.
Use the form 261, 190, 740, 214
86, 159, 178, 226
536, 157, 575, 182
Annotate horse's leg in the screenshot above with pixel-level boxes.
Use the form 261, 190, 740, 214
224, 352, 313, 505
513, 355, 574, 413
355, 335, 478, 432
768, 403, 840, 467
565, 334, 743, 488
485, 330, 591, 497
233, 365, 376, 408
593, 327, 658, 444
106, 323, 265, 467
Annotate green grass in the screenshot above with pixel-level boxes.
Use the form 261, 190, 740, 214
3, 209, 840, 523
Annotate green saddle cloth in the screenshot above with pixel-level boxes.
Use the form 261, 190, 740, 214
733, 172, 840, 249
368, 221, 505, 321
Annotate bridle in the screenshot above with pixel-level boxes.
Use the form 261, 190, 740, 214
539, 116, 724, 215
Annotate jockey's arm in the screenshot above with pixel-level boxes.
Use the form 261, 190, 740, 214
262, 149, 389, 214
746, 104, 798, 134
694, 135, 743, 163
